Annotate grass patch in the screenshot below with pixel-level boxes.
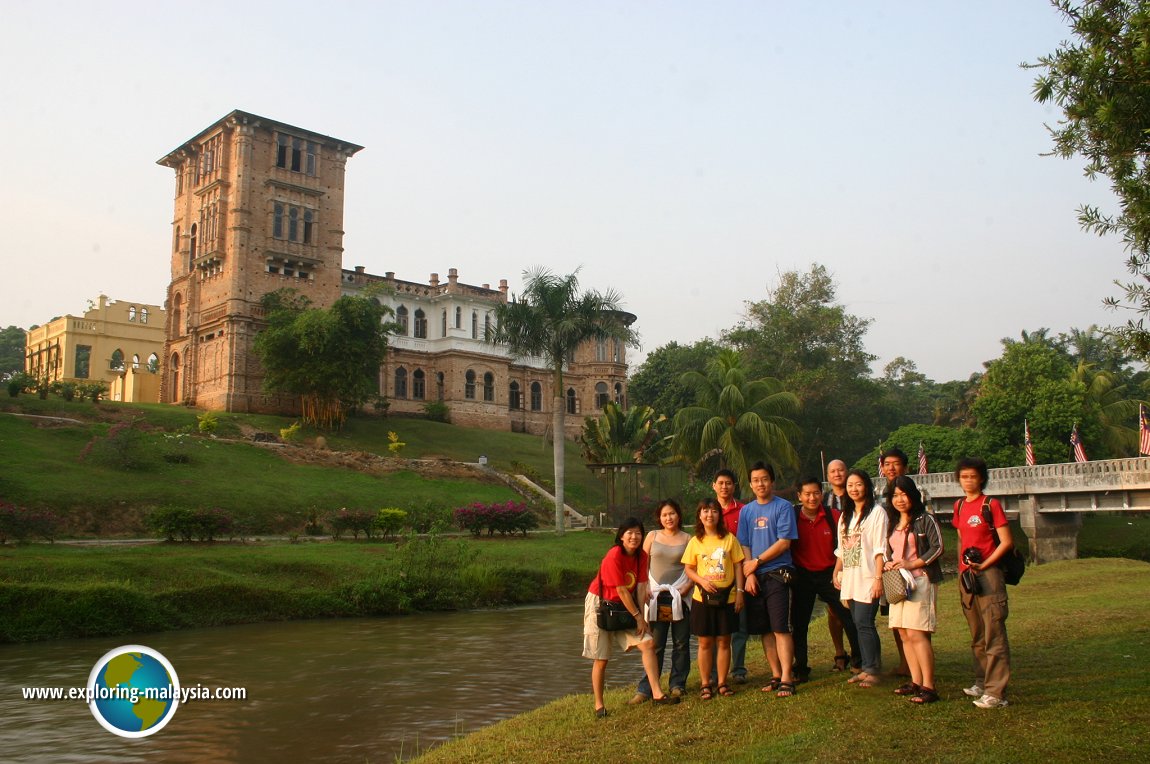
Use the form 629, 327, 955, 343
414, 558, 1150, 763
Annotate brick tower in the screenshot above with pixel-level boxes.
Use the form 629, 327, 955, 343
157, 110, 363, 411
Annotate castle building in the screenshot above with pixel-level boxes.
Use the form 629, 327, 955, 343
24, 295, 166, 402
159, 111, 630, 433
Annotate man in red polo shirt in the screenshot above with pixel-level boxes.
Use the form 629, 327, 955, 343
790, 475, 859, 682
712, 468, 749, 683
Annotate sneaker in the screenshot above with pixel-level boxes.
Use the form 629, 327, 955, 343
973, 694, 1009, 709
626, 693, 649, 705
962, 684, 984, 698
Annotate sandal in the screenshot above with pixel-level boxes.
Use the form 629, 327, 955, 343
760, 677, 781, 693
857, 677, 879, 689
717, 684, 736, 697
699, 685, 714, 700
832, 654, 850, 672
893, 682, 920, 696
775, 681, 796, 698
910, 688, 940, 704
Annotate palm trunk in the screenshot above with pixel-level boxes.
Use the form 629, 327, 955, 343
553, 394, 566, 535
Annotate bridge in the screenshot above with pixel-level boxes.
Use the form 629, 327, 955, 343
878, 457, 1150, 563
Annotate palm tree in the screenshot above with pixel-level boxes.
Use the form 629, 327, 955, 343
489, 267, 636, 534
1070, 360, 1146, 457
672, 348, 801, 491
580, 402, 669, 465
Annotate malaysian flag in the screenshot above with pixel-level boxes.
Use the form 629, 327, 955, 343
1024, 419, 1036, 466
1071, 424, 1088, 463
1141, 404, 1150, 457
917, 441, 927, 475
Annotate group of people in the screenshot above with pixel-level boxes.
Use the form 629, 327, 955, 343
582, 449, 1015, 717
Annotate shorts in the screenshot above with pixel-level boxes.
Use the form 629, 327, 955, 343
744, 574, 792, 634
581, 592, 651, 660
689, 598, 736, 637
888, 578, 937, 633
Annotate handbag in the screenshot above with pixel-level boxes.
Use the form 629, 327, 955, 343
594, 556, 639, 631
882, 527, 912, 604
703, 585, 733, 607
882, 568, 909, 604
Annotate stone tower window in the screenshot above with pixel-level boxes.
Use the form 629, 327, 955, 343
413, 369, 425, 400
141, 307, 149, 324
395, 306, 409, 335
441, 309, 447, 337
595, 381, 609, 409
276, 134, 318, 176
531, 382, 542, 411
128, 306, 137, 322
509, 381, 521, 410
455, 306, 462, 329
471, 311, 478, 339
465, 370, 476, 399
483, 372, 494, 402
394, 367, 408, 399
566, 388, 578, 415
413, 309, 427, 339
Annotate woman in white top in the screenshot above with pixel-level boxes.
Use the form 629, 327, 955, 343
630, 499, 693, 703
833, 469, 887, 688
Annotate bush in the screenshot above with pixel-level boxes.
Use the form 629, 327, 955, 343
327, 508, 375, 539
53, 381, 78, 402
387, 431, 406, 456
280, 421, 302, 443
79, 418, 155, 470
146, 506, 235, 541
423, 401, 450, 423
0, 502, 61, 543
78, 381, 107, 402
407, 501, 453, 534
197, 411, 219, 435
374, 508, 408, 536
454, 501, 538, 537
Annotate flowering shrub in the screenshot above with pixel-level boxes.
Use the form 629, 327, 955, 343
0, 502, 61, 543
454, 501, 538, 537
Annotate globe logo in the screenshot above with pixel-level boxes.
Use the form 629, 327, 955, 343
87, 645, 180, 738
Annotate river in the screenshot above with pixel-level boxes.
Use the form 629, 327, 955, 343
0, 602, 658, 763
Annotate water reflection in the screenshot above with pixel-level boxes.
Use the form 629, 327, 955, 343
0, 602, 653, 763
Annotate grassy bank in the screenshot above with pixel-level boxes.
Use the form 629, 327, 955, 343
0, 397, 604, 535
415, 557, 1150, 763
0, 531, 611, 642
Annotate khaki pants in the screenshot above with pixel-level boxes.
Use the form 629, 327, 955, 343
960, 564, 1011, 698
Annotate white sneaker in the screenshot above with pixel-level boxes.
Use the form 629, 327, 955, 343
973, 694, 1008, 709
962, 684, 984, 697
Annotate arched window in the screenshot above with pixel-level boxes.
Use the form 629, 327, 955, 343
614, 382, 624, 405
471, 311, 478, 339
509, 381, 521, 410
613, 339, 623, 363
596, 338, 607, 362
531, 382, 542, 411
110, 349, 124, 371
147, 353, 159, 373
455, 306, 462, 329
140, 307, 149, 324
437, 372, 445, 401
189, 223, 198, 264
566, 387, 578, 415
413, 309, 427, 339
174, 225, 181, 255
595, 381, 609, 409
132, 354, 140, 370
483, 372, 495, 402
413, 369, 425, 400
484, 313, 491, 340
171, 293, 183, 337
394, 367, 408, 398
396, 306, 409, 335
465, 370, 476, 399
170, 352, 181, 402
128, 306, 137, 322
441, 309, 447, 337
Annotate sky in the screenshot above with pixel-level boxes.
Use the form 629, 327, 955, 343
0, 0, 1132, 382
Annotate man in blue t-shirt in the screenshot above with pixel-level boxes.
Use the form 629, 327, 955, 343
738, 461, 799, 698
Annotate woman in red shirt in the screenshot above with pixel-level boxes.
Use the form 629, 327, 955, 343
583, 517, 681, 717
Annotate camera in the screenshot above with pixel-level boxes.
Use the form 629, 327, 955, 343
962, 547, 984, 566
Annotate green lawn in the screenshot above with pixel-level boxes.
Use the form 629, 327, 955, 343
415, 557, 1150, 763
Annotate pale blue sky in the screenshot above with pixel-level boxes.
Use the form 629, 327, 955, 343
0, 1, 1127, 381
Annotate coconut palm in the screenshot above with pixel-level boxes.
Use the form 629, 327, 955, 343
672, 348, 801, 491
1070, 360, 1147, 457
489, 267, 636, 534
580, 402, 669, 465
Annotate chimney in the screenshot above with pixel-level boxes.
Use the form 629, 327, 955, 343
429, 272, 439, 287
499, 279, 509, 297
448, 268, 459, 287
354, 265, 365, 274
482, 283, 490, 290
385, 271, 395, 280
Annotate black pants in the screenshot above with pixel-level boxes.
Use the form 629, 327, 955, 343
791, 566, 861, 674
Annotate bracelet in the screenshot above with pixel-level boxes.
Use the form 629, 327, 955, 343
736, 588, 744, 593
629, 611, 639, 617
